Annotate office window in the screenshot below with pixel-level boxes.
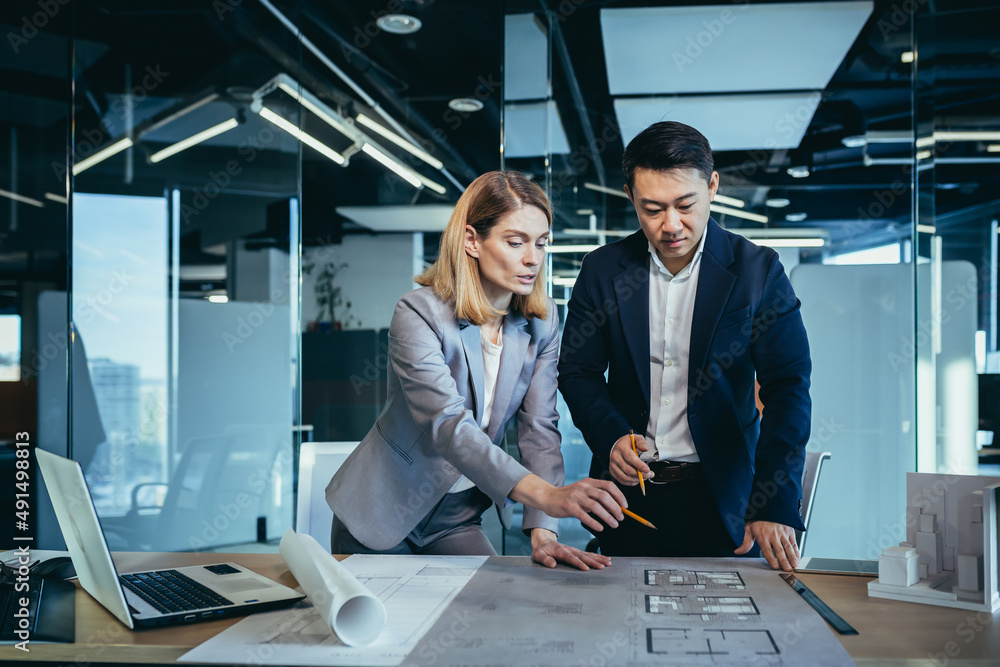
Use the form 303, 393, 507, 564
71, 193, 168, 515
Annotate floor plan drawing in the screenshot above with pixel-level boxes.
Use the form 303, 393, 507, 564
407, 557, 854, 667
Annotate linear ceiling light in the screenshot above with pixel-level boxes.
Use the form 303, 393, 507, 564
547, 244, 602, 254
149, 118, 239, 163
934, 131, 1000, 142
357, 114, 444, 170
44, 192, 67, 204
917, 224, 936, 234
0, 188, 43, 207
73, 137, 133, 175
584, 182, 629, 199
258, 106, 345, 164
361, 143, 421, 188
277, 81, 356, 136
710, 204, 767, 223
987, 144, 1000, 152
713, 194, 744, 208
746, 238, 825, 248
561, 228, 635, 237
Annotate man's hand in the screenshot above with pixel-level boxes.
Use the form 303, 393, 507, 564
734, 520, 800, 571
530, 528, 612, 571
608, 433, 652, 486
510, 475, 626, 533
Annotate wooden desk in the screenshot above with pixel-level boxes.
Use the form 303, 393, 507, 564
1, 553, 997, 665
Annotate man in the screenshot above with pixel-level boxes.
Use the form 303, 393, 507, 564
558, 121, 811, 571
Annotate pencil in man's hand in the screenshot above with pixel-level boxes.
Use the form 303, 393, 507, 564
622, 508, 657, 530
630, 429, 645, 496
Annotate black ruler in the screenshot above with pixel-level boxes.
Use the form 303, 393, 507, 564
780, 572, 858, 635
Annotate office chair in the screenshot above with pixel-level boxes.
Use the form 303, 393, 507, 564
796, 450, 831, 553
294, 441, 360, 549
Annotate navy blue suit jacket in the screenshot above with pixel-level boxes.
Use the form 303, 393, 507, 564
558, 220, 811, 545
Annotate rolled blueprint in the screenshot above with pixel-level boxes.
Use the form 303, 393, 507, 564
279, 528, 387, 646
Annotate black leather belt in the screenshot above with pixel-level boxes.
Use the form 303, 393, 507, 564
646, 460, 703, 484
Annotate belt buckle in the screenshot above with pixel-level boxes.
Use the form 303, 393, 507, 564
647, 461, 689, 484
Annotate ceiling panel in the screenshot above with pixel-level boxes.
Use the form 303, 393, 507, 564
614, 92, 823, 151
504, 100, 570, 158
504, 13, 548, 101
336, 204, 455, 232
600, 1, 873, 95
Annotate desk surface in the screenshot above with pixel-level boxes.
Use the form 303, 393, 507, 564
1, 552, 998, 666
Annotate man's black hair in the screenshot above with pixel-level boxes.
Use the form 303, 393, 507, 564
622, 121, 714, 189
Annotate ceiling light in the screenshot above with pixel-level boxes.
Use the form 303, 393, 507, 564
552, 277, 577, 287
915, 135, 935, 148
710, 204, 767, 223
987, 144, 1000, 153
561, 229, 635, 237
841, 135, 867, 148
207, 294, 229, 303
73, 137, 133, 175
916, 149, 932, 161
576, 209, 594, 216
787, 165, 810, 178
448, 98, 484, 113
748, 238, 825, 248
713, 193, 744, 208
917, 224, 936, 234
277, 81, 356, 136
357, 113, 444, 170
547, 244, 602, 254
0, 188, 43, 208
901, 51, 914, 63
934, 131, 1000, 142
258, 106, 345, 164
583, 182, 629, 199
766, 198, 791, 208
376, 14, 422, 34
149, 118, 239, 163
44, 192, 67, 204
866, 131, 912, 144
785, 212, 808, 222
361, 143, 421, 188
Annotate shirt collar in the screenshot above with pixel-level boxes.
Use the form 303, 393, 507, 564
648, 226, 708, 281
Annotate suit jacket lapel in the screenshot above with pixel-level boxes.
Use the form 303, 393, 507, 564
689, 220, 736, 406
488, 310, 529, 443
616, 232, 651, 404
459, 319, 485, 424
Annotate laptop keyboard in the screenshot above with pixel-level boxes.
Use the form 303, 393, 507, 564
120, 570, 234, 614
0, 575, 43, 639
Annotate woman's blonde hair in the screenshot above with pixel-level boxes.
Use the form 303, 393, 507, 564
416, 171, 551, 324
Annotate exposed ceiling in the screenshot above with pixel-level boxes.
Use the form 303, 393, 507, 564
0, 0, 998, 306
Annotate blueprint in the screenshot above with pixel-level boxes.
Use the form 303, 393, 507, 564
179, 554, 486, 666
404, 557, 854, 666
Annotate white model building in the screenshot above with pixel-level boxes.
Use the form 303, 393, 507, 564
867, 472, 1000, 612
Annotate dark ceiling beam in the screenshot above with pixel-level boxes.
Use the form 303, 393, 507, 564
543, 2, 607, 188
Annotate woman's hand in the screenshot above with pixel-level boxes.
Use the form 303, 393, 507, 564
530, 529, 611, 571
511, 475, 626, 533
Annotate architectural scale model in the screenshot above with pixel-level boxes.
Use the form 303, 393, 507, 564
868, 472, 1000, 612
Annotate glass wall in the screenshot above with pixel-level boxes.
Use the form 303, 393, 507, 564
502, 0, 1000, 559
3, 0, 995, 559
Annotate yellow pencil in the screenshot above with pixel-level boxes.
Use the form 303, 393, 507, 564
630, 429, 645, 496
622, 508, 657, 530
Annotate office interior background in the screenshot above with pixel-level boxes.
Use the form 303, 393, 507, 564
0, 0, 998, 560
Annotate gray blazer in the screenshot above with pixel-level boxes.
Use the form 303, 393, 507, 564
326, 286, 564, 551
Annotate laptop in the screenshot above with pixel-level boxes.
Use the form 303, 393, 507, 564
795, 556, 879, 577
35, 448, 304, 629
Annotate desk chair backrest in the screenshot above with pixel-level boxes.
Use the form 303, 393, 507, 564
295, 441, 360, 550
797, 450, 831, 553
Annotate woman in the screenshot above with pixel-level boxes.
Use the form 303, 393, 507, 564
326, 171, 626, 570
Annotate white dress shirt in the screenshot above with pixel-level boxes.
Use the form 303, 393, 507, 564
448, 324, 503, 493
645, 230, 708, 462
